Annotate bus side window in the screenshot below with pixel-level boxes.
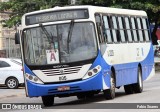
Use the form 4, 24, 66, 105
117, 16, 126, 42
95, 14, 104, 43
130, 17, 138, 42
141, 18, 150, 41
124, 17, 132, 42
111, 16, 120, 42
136, 18, 143, 42
103, 16, 113, 43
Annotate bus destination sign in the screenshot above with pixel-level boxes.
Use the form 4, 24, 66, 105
26, 9, 89, 25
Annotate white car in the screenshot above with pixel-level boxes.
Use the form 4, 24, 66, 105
0, 58, 24, 89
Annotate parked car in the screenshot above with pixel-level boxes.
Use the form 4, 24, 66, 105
0, 58, 24, 89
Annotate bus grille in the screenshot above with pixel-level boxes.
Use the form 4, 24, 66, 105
41, 66, 82, 76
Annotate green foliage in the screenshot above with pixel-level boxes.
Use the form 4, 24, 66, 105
0, 0, 68, 27
81, 0, 112, 6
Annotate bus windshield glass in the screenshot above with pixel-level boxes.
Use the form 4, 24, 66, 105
23, 22, 97, 65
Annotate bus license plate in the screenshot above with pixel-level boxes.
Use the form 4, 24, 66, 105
57, 86, 70, 91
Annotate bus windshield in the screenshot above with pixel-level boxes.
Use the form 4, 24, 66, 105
23, 22, 97, 65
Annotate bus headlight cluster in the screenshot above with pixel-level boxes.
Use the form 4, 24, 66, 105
25, 73, 43, 84
83, 65, 101, 79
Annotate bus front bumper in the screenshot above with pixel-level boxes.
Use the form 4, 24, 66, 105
26, 73, 108, 97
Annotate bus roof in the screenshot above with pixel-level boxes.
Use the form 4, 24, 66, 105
23, 5, 147, 17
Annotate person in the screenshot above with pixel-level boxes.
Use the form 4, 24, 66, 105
155, 46, 159, 56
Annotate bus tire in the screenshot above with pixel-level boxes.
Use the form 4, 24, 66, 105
77, 94, 86, 100
132, 67, 143, 93
103, 71, 115, 100
42, 95, 54, 106
124, 84, 134, 94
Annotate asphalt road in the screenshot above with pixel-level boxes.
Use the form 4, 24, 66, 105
0, 70, 160, 112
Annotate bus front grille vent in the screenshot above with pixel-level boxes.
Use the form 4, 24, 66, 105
41, 66, 82, 76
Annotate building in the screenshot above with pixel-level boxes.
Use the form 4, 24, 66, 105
0, 0, 21, 58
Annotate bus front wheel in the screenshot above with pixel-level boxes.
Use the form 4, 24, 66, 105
132, 67, 143, 93
42, 95, 54, 106
103, 71, 115, 100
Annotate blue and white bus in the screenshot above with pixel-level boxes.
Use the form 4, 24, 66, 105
16, 5, 155, 106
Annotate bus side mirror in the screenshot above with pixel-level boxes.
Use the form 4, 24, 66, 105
15, 32, 20, 44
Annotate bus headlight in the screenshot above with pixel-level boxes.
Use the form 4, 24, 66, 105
25, 73, 43, 84
83, 65, 101, 80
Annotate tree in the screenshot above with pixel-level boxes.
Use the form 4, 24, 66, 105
0, 0, 68, 28
81, 0, 111, 6
81, 0, 160, 45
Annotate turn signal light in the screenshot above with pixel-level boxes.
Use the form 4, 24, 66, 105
93, 68, 98, 73
88, 72, 93, 76
28, 75, 33, 80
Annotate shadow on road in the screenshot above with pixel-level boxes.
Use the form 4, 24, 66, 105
43, 91, 129, 109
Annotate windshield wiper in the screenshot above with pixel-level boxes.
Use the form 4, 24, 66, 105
67, 20, 74, 53
39, 23, 55, 49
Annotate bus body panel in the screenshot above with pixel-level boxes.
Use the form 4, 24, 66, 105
102, 42, 154, 87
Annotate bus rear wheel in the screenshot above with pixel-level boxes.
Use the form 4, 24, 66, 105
103, 71, 115, 100
124, 84, 134, 94
132, 67, 143, 93
42, 95, 54, 106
